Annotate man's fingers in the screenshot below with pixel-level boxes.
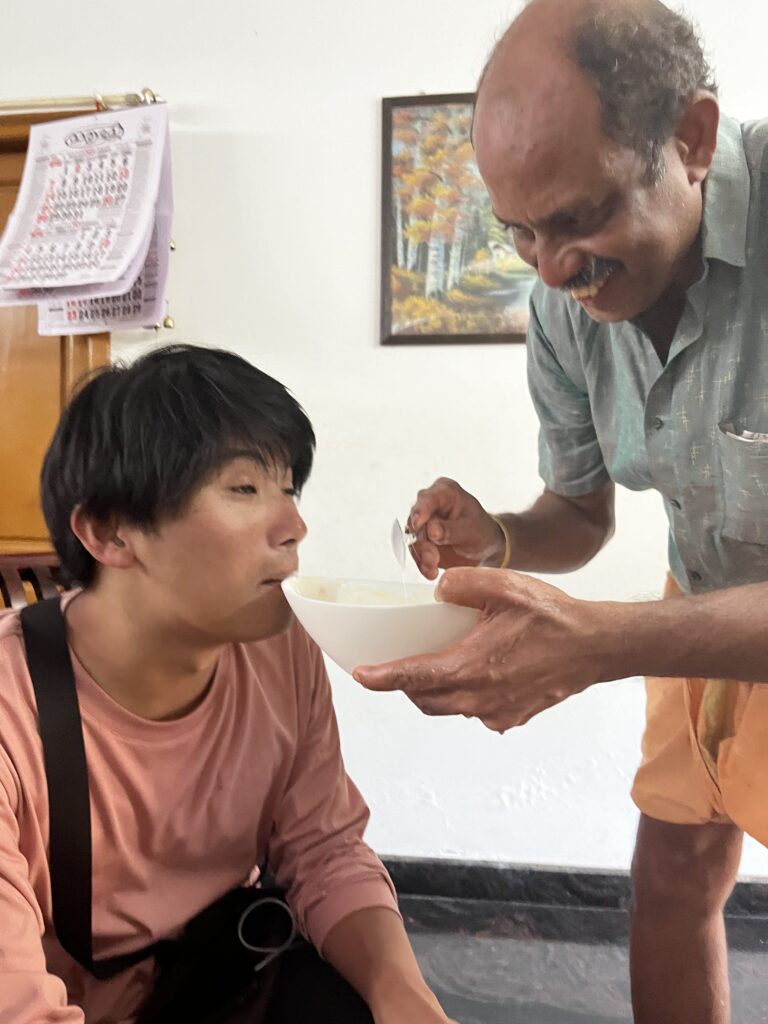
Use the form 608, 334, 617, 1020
408, 497, 446, 535
408, 478, 460, 532
406, 691, 480, 718
352, 654, 448, 692
423, 517, 469, 546
437, 565, 521, 611
409, 539, 440, 580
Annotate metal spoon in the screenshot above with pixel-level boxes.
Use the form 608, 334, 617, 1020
390, 518, 417, 571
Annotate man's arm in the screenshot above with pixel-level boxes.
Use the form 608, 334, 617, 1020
323, 907, 451, 1024
600, 581, 768, 683
493, 482, 615, 573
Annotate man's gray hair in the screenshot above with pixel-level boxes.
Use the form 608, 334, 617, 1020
571, 2, 717, 181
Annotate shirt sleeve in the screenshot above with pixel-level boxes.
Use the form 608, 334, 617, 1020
0, 752, 84, 1024
266, 634, 400, 953
527, 290, 612, 497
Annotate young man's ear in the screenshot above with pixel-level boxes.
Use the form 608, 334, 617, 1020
674, 90, 720, 186
70, 506, 136, 570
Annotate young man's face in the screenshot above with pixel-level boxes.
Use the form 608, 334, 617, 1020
121, 457, 307, 645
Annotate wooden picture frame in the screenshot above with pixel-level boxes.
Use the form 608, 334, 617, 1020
380, 93, 537, 346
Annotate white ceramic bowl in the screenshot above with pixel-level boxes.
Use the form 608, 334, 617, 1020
281, 575, 481, 675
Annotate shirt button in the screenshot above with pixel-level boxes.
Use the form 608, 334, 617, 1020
689, 570, 702, 582
670, 499, 682, 510
651, 417, 664, 431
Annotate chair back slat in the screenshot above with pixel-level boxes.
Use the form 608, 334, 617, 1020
0, 557, 66, 609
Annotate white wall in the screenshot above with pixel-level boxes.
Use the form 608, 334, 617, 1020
8, 0, 768, 874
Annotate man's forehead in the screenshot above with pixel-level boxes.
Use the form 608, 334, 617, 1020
475, 70, 602, 159
475, 86, 637, 224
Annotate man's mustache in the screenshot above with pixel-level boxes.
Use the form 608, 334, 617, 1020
562, 257, 623, 292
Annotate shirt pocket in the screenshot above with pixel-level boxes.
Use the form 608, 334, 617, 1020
717, 424, 768, 545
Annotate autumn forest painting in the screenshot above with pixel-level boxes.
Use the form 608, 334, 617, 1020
381, 94, 537, 344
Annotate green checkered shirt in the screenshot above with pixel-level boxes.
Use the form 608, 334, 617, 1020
527, 114, 768, 593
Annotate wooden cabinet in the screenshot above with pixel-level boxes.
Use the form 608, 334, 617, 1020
0, 113, 110, 557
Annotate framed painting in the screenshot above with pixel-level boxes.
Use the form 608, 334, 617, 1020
380, 93, 537, 346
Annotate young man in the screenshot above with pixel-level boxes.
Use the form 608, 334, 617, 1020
0, 345, 453, 1024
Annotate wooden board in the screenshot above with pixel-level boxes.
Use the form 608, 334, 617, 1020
0, 109, 110, 556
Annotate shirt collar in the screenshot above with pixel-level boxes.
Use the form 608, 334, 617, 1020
701, 114, 749, 268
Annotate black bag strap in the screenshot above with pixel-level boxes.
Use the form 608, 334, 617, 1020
20, 597, 158, 980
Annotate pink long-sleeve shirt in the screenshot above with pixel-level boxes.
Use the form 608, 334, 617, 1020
0, 596, 398, 1023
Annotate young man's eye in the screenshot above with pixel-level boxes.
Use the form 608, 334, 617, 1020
284, 488, 298, 500
231, 484, 258, 495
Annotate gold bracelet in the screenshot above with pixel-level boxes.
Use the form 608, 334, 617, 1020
490, 514, 512, 570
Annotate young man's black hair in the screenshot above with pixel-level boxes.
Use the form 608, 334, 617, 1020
41, 344, 315, 585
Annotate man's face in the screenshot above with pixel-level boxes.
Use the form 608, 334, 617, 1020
122, 457, 307, 645
473, 81, 704, 323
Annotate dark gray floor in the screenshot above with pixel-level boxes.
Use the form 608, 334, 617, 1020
402, 896, 768, 1024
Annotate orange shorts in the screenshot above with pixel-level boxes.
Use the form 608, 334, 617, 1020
631, 576, 768, 847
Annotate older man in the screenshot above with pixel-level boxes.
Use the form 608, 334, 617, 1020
355, 1, 768, 1021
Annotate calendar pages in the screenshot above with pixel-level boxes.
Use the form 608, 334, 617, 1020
0, 103, 173, 333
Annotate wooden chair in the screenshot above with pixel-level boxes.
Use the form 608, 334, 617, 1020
0, 554, 67, 609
